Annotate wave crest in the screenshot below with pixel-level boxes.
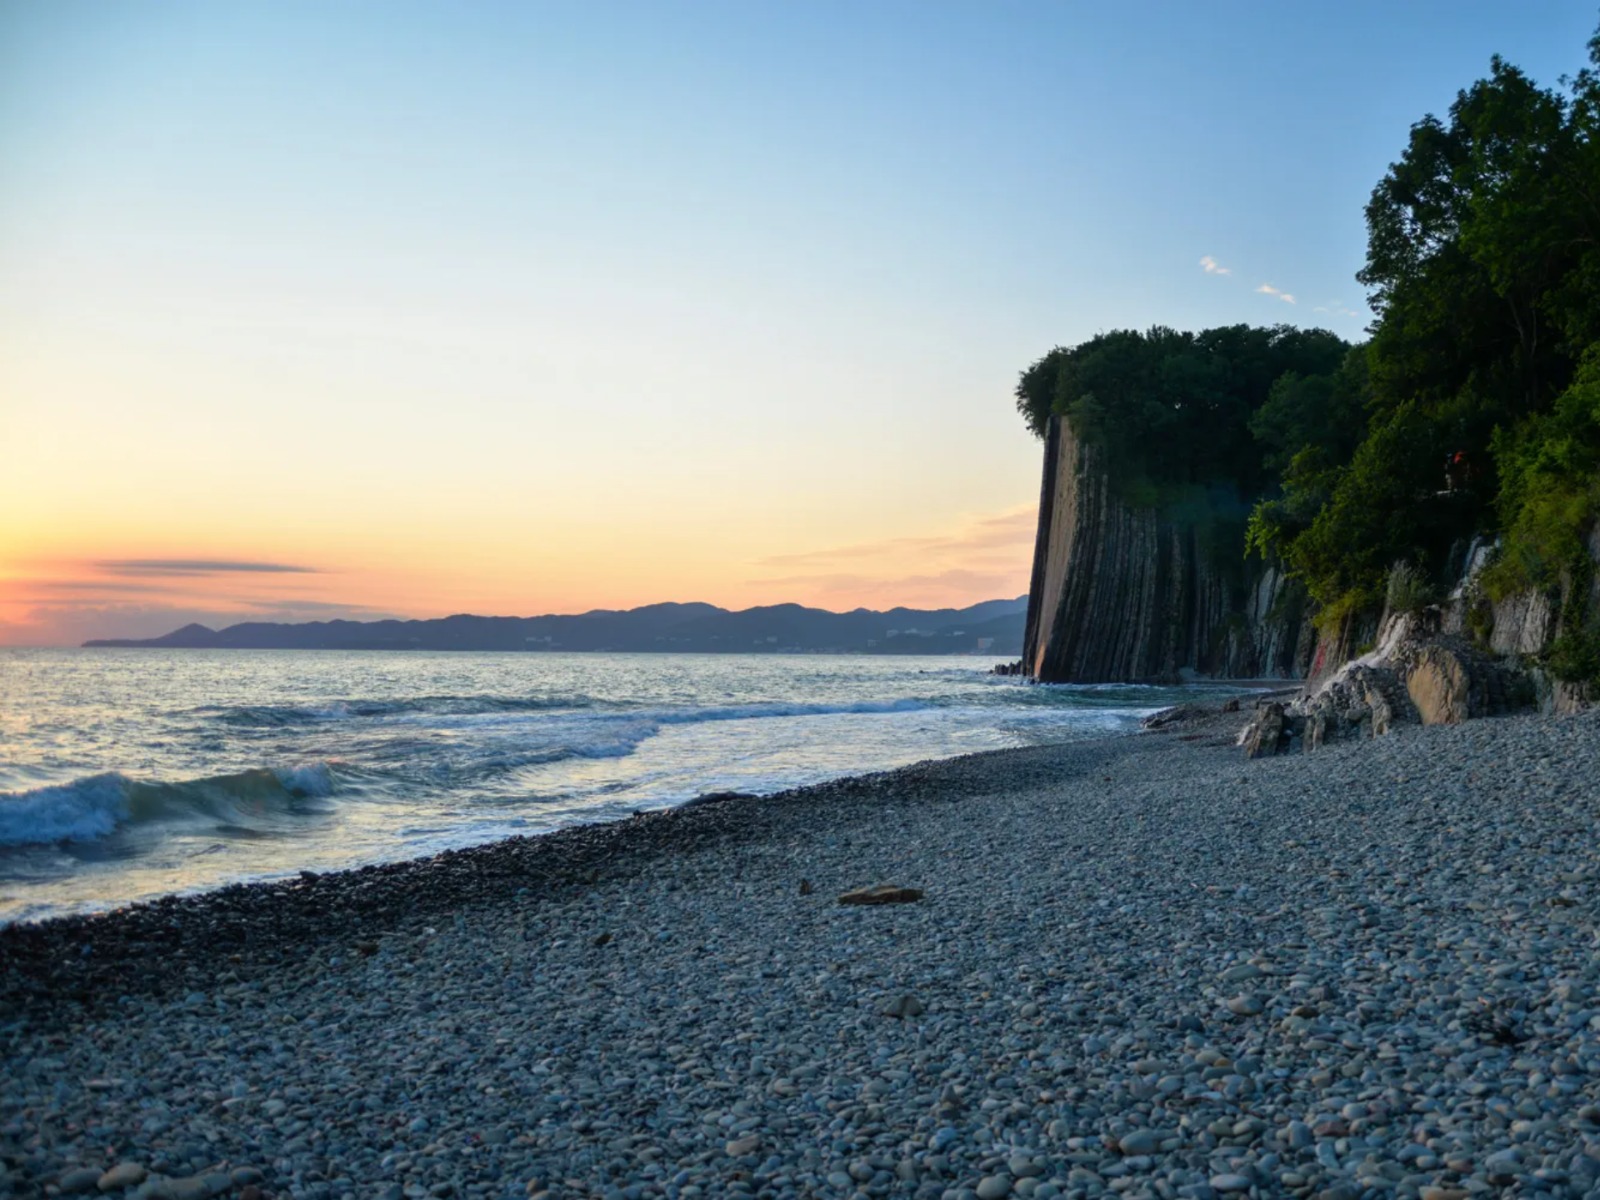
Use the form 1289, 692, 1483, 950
198, 694, 586, 726
0, 763, 343, 848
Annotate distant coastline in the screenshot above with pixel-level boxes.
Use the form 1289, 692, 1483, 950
83, 596, 1027, 656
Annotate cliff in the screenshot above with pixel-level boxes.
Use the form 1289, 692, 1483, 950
1023, 416, 1314, 683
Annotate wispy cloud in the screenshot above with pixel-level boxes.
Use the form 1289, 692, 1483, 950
93, 558, 320, 577
1199, 255, 1231, 276
18, 579, 181, 595
1256, 283, 1296, 305
1312, 301, 1361, 318
242, 598, 380, 614
1, 557, 358, 643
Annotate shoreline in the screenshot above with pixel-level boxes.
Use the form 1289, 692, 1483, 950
0, 687, 1264, 964
5, 703, 1600, 1200
0, 652, 1214, 930
0, 710, 1244, 1024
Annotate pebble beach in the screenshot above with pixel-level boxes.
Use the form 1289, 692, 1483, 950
4, 704, 1600, 1200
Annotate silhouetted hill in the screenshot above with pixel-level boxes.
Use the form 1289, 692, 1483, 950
84, 598, 1027, 655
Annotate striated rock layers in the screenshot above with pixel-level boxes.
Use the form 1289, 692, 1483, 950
1023, 416, 1313, 683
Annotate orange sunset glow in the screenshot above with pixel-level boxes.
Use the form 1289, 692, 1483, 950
1, 0, 1049, 648
0, 494, 1039, 644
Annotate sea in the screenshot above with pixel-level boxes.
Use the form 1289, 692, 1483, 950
0, 649, 1212, 924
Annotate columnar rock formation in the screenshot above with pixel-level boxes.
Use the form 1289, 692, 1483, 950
1022, 416, 1313, 683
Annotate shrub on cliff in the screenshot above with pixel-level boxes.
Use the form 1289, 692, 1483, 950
1484, 349, 1600, 682
1385, 561, 1441, 615
1484, 348, 1600, 597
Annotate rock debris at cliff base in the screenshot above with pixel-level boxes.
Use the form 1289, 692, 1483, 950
5, 711, 1600, 1200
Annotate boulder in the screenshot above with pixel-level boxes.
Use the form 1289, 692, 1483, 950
1552, 678, 1595, 714
1405, 643, 1471, 724
880, 994, 926, 1019
1142, 703, 1210, 731
1239, 703, 1286, 758
1361, 669, 1408, 735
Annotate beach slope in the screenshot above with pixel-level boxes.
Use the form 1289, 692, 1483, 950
4, 707, 1600, 1199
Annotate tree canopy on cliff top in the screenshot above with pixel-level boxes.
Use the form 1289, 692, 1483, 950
1015, 324, 1351, 503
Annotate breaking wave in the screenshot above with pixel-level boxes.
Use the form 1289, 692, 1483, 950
3, 700, 941, 844
197, 695, 588, 725
0, 763, 343, 848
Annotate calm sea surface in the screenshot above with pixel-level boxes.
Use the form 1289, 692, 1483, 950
0, 649, 1213, 923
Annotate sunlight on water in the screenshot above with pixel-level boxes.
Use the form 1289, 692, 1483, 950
0, 649, 1230, 922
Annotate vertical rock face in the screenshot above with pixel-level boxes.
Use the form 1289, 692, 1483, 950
1489, 589, 1555, 656
1023, 417, 1312, 683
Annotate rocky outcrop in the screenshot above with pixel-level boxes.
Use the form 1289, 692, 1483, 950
1239, 516, 1600, 756
1238, 611, 1538, 756
1487, 588, 1556, 657
1023, 416, 1314, 683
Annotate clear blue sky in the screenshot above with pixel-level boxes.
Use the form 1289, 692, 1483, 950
2, 1, 1597, 642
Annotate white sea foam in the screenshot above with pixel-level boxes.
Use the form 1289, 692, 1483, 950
0, 773, 134, 846
650, 698, 930, 723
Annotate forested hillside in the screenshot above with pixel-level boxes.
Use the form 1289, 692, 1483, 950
1019, 29, 1600, 685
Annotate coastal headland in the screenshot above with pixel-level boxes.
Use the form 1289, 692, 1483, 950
4, 702, 1599, 1199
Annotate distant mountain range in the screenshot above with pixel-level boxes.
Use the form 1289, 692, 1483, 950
84, 598, 1028, 655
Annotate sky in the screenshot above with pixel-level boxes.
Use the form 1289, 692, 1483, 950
2, 1, 1596, 644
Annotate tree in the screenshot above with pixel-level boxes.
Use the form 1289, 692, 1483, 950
1249, 347, 1371, 475
1251, 31, 1600, 624
1014, 324, 1350, 504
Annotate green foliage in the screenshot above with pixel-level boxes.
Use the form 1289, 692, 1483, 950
1015, 347, 1071, 438
1481, 347, 1600, 598
1244, 444, 1343, 562
1013, 324, 1349, 503
1311, 588, 1371, 638
1270, 398, 1486, 609
1015, 28, 1600, 647
1545, 544, 1599, 684
1547, 628, 1600, 683
1385, 561, 1440, 614
1248, 347, 1371, 475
